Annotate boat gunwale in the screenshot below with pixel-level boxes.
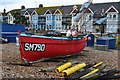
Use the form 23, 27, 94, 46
20, 34, 88, 40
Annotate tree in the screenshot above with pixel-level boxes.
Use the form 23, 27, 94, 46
95, 25, 104, 37
13, 12, 30, 27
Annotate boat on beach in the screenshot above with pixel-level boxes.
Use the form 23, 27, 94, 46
18, 0, 93, 63
18, 34, 88, 63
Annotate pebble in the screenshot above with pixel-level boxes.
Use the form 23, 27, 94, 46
1, 43, 119, 78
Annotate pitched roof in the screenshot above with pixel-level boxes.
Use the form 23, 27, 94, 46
8, 7, 38, 16
89, 2, 120, 14
26, 8, 38, 14
60, 4, 81, 14
60, 5, 73, 14
36, 4, 81, 15
7, 4, 82, 15
36, 6, 61, 15
20, 8, 38, 15
8, 9, 21, 15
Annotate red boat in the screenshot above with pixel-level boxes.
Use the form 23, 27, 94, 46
17, 0, 93, 63
18, 34, 88, 63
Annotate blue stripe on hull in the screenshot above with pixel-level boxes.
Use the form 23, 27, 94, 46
20, 34, 86, 40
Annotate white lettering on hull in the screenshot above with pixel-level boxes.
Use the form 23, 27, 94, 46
24, 43, 46, 51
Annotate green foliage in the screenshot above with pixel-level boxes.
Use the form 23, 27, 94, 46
95, 26, 104, 37
13, 12, 30, 27
118, 37, 120, 45
96, 26, 104, 33
116, 36, 120, 46
96, 28, 100, 32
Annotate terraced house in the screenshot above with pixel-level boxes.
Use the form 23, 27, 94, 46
7, 6, 37, 25
5, 2, 120, 33
83, 2, 120, 33
31, 6, 62, 30
31, 5, 81, 31
7, 9, 21, 24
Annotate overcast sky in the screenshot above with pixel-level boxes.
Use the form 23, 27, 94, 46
0, 0, 120, 12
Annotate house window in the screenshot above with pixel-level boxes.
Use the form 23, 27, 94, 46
89, 15, 92, 20
47, 16, 49, 20
113, 14, 116, 20
10, 17, 12, 21
56, 16, 58, 21
59, 16, 61, 20
109, 14, 112, 18
85, 15, 90, 21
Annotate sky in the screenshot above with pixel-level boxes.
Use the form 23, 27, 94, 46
0, 0, 120, 12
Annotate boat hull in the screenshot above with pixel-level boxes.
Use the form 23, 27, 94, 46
19, 34, 87, 62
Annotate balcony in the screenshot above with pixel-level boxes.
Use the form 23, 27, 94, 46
62, 21, 71, 25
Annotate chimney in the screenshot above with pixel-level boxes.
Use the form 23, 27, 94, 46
21, 5, 25, 9
3, 9, 6, 13
39, 4, 43, 8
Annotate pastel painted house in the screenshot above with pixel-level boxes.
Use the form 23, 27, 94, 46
7, 9, 21, 24
32, 6, 62, 30
61, 5, 81, 30
84, 2, 120, 33
6, 2, 120, 33
31, 10, 39, 30
31, 5, 82, 31
23, 8, 37, 28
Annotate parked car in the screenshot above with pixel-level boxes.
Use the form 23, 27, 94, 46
0, 37, 8, 43
42, 31, 61, 37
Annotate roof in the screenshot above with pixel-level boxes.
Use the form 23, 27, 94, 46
36, 6, 61, 15
7, 4, 82, 15
60, 5, 73, 14
8, 9, 21, 15
89, 2, 120, 14
26, 8, 39, 14
20, 8, 38, 15
8, 8, 38, 15
59, 4, 81, 14
7, 2, 120, 16
36, 4, 81, 15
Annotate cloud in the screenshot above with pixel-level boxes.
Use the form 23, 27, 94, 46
0, 2, 15, 5
0, 0, 120, 12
